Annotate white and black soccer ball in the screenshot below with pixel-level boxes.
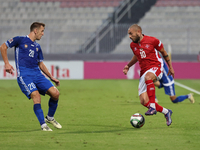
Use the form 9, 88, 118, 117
130, 113, 145, 128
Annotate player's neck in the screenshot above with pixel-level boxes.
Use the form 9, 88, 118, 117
139, 34, 144, 43
28, 33, 36, 42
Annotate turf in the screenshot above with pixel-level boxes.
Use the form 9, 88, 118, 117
0, 79, 200, 150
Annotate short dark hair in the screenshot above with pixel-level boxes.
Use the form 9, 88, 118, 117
30, 22, 45, 32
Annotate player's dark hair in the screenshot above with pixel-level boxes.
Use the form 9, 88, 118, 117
30, 22, 45, 32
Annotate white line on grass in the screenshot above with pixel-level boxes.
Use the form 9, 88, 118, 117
175, 81, 200, 95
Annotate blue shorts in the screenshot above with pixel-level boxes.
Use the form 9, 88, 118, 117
163, 84, 176, 96
17, 73, 54, 99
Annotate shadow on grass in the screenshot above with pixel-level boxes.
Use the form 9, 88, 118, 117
0, 129, 40, 133
58, 124, 147, 134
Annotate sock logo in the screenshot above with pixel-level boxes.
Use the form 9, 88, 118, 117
150, 88, 155, 90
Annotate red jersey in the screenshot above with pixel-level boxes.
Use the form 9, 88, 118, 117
130, 35, 164, 76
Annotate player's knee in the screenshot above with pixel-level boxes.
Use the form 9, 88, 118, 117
31, 91, 41, 104
51, 89, 60, 100
145, 72, 156, 81
144, 75, 151, 81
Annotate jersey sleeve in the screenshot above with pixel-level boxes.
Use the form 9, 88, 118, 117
153, 37, 163, 51
5, 36, 23, 48
37, 45, 44, 62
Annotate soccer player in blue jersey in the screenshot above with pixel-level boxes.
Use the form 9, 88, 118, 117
0, 22, 62, 131
154, 60, 195, 104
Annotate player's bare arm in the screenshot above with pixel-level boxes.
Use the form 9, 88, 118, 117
0, 43, 14, 74
38, 61, 60, 86
123, 55, 138, 75
160, 48, 175, 78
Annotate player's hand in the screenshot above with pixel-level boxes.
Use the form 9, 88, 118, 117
50, 77, 60, 87
5, 63, 14, 74
168, 67, 175, 78
123, 65, 129, 75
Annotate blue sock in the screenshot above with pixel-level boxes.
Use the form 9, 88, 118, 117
33, 104, 45, 125
172, 95, 189, 103
48, 98, 58, 117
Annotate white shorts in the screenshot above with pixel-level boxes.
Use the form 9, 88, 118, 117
138, 67, 163, 96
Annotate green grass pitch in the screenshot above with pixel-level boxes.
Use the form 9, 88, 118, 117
0, 79, 200, 150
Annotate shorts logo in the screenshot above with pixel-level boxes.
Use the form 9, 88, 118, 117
24, 44, 28, 48
36, 48, 38, 51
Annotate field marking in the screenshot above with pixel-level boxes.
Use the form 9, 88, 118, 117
175, 81, 200, 95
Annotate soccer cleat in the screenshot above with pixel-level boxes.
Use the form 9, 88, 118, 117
165, 109, 172, 126
41, 125, 53, 131
145, 107, 157, 115
45, 116, 62, 129
188, 93, 195, 103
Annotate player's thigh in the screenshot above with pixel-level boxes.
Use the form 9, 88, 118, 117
144, 67, 163, 82
46, 86, 60, 100
138, 74, 147, 96
34, 74, 54, 96
17, 76, 38, 99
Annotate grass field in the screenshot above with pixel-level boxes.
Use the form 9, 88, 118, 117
0, 79, 200, 150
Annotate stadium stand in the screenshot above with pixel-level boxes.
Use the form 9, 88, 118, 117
1, 0, 199, 56
0, 0, 122, 54
113, 0, 200, 54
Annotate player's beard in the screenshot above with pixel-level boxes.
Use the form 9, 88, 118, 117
133, 34, 140, 43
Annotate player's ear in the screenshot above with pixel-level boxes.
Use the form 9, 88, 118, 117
33, 28, 38, 34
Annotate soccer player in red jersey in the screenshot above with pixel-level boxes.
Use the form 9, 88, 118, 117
123, 24, 174, 126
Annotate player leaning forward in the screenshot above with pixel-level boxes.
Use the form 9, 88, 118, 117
123, 24, 174, 126
0, 22, 62, 131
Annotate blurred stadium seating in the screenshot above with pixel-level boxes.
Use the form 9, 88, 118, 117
114, 0, 200, 54
0, 0, 122, 54
0, 0, 199, 57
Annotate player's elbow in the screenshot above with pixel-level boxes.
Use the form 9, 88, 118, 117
0, 43, 8, 52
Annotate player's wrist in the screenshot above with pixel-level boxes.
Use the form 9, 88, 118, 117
126, 65, 130, 69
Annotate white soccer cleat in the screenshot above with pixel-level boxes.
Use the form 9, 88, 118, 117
41, 125, 53, 131
188, 93, 195, 103
45, 116, 62, 129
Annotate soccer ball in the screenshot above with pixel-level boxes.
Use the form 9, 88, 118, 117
130, 113, 145, 128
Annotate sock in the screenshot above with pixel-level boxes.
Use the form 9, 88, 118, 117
144, 101, 150, 108
41, 123, 47, 128
155, 102, 168, 114
155, 102, 163, 113
48, 98, 58, 118
172, 95, 189, 103
33, 104, 45, 125
145, 80, 156, 108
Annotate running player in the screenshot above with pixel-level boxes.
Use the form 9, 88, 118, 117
0, 22, 61, 131
123, 24, 174, 126
154, 60, 195, 103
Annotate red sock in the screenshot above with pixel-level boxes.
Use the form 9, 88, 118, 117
143, 101, 150, 108
145, 80, 155, 104
144, 101, 163, 113
155, 102, 163, 112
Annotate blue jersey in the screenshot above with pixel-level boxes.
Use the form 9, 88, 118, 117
5, 35, 44, 77
160, 61, 174, 86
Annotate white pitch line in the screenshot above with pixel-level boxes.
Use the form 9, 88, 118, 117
174, 81, 200, 95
